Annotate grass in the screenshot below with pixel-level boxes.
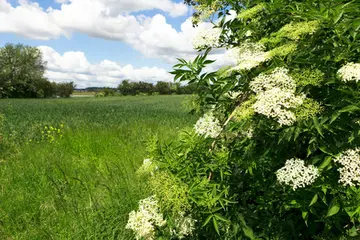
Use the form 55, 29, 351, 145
0, 95, 197, 239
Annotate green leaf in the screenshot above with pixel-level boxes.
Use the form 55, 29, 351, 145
309, 194, 318, 207
302, 211, 309, 226
339, 105, 360, 113
318, 156, 333, 171
313, 117, 324, 137
334, 10, 344, 24
202, 215, 212, 227
326, 202, 340, 217
213, 217, 220, 235
214, 213, 229, 222
243, 226, 256, 240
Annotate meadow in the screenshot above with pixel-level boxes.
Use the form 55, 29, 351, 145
0, 95, 197, 239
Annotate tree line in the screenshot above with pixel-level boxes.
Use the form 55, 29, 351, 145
0, 43, 75, 98
0, 43, 198, 98
117, 80, 197, 96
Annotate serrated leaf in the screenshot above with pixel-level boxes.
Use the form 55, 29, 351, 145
309, 194, 318, 207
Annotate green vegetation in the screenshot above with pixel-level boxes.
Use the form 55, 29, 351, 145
126, 0, 360, 239
117, 80, 198, 96
0, 43, 75, 98
0, 95, 197, 239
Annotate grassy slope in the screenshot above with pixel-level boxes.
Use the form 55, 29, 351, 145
0, 96, 196, 239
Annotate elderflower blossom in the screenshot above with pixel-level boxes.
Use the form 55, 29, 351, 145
137, 158, 158, 176
171, 212, 197, 239
230, 42, 270, 71
337, 62, 360, 82
334, 148, 360, 187
250, 67, 296, 93
253, 88, 305, 126
192, 28, 222, 49
242, 127, 254, 138
126, 196, 166, 240
194, 113, 222, 138
245, 30, 253, 37
276, 158, 319, 190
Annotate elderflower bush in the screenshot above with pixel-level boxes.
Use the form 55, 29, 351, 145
127, 0, 360, 239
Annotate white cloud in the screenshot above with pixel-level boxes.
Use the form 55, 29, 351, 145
0, 0, 199, 61
0, 0, 65, 40
1, 0, 235, 75
38, 46, 173, 88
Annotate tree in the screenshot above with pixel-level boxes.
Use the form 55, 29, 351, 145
0, 43, 47, 98
155, 81, 172, 95
57, 82, 75, 98
118, 79, 135, 95
127, 0, 360, 239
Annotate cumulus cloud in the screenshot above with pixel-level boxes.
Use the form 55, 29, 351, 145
38, 46, 173, 88
0, 0, 205, 61
0, 0, 65, 40
1, 0, 236, 79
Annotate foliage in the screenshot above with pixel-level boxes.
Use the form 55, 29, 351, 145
132, 0, 360, 239
0, 43, 46, 98
118, 80, 198, 96
0, 96, 197, 239
0, 43, 76, 98
56, 82, 75, 98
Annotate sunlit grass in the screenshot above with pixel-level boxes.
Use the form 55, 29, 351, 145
0, 95, 197, 239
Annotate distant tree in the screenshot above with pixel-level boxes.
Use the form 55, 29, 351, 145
36, 79, 58, 98
118, 79, 136, 95
57, 82, 75, 98
0, 43, 47, 98
137, 81, 154, 95
102, 87, 116, 96
155, 81, 172, 95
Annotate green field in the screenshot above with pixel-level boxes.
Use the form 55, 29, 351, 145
0, 95, 197, 239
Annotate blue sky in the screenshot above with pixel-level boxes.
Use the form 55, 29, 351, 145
0, 0, 211, 88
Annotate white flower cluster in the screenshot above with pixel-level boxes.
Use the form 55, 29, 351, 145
250, 67, 304, 126
334, 148, 360, 187
171, 212, 197, 239
230, 42, 270, 71
253, 88, 304, 125
192, 28, 222, 49
337, 62, 360, 82
276, 158, 319, 190
194, 113, 222, 138
250, 67, 296, 93
126, 196, 166, 240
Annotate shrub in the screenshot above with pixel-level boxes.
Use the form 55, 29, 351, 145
127, 0, 360, 239
95, 92, 106, 97
57, 82, 75, 98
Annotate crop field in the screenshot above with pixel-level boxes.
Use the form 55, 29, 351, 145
0, 95, 197, 239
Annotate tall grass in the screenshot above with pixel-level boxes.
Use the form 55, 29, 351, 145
0, 96, 197, 239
